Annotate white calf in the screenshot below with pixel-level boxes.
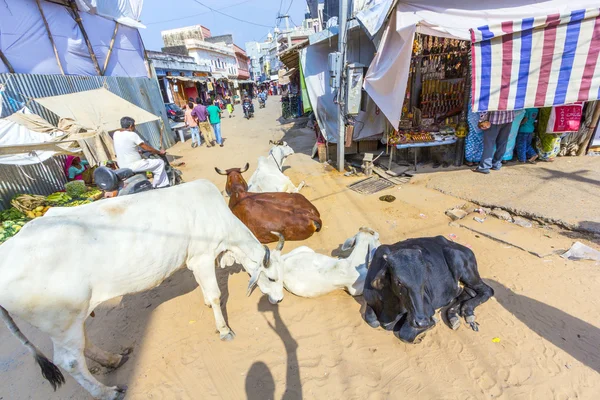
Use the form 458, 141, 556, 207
247, 140, 305, 193
0, 180, 285, 400
277, 228, 381, 298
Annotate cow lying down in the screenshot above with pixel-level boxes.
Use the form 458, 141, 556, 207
276, 227, 381, 298
247, 140, 305, 193
363, 236, 494, 343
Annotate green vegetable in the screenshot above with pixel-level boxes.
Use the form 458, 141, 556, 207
65, 181, 87, 198
0, 207, 25, 222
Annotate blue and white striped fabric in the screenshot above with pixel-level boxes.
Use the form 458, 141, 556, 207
470, 8, 600, 112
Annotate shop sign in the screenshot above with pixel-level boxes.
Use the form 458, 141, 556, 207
547, 103, 583, 133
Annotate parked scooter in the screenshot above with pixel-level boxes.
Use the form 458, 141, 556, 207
94, 153, 183, 196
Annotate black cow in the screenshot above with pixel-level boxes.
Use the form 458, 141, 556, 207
363, 236, 493, 343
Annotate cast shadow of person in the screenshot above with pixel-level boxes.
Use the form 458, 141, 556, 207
488, 279, 600, 373
246, 296, 302, 400
245, 361, 275, 400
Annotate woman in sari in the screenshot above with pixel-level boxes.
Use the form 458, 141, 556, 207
535, 107, 563, 161
64, 156, 93, 184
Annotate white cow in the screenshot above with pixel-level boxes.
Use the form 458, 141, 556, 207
276, 228, 381, 298
247, 140, 305, 193
0, 180, 285, 400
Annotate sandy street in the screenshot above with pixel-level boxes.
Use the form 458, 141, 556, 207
1, 97, 600, 400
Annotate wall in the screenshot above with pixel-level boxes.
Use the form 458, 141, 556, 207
188, 48, 238, 77
0, 73, 175, 209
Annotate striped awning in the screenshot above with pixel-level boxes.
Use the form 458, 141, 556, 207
471, 8, 600, 112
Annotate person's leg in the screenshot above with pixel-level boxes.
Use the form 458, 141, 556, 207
213, 123, 223, 145
132, 159, 169, 188
201, 122, 215, 146
491, 123, 512, 170
525, 134, 538, 161
516, 133, 527, 162
477, 125, 501, 172
191, 127, 200, 146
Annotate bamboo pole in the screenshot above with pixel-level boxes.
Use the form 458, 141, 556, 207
35, 0, 65, 75
0, 49, 15, 73
67, 0, 102, 75
103, 23, 120, 75
577, 101, 600, 156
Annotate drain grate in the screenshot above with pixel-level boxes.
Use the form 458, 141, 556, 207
348, 176, 395, 194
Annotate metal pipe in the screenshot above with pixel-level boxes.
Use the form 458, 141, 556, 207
337, 0, 348, 172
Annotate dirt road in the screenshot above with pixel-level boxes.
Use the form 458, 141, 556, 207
2, 98, 600, 399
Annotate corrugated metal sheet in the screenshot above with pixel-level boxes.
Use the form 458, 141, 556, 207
0, 73, 175, 210
0, 156, 67, 210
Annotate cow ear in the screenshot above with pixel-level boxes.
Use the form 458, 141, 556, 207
341, 236, 356, 251
371, 268, 388, 290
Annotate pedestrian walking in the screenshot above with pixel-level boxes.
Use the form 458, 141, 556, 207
207, 100, 224, 147
184, 101, 201, 148
516, 108, 539, 163
474, 111, 515, 174
192, 98, 216, 147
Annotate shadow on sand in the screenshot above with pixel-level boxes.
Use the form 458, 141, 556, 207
488, 279, 600, 373
245, 296, 302, 400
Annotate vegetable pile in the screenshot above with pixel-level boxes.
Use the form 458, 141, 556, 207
1, 188, 105, 245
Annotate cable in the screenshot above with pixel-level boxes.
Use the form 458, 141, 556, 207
192, 0, 273, 28
285, 0, 295, 15
145, 0, 253, 25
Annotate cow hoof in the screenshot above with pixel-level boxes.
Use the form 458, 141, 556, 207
366, 319, 380, 329
112, 385, 127, 400
220, 331, 236, 341
449, 317, 461, 330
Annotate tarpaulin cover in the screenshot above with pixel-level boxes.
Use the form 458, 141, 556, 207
0, 0, 147, 77
35, 88, 159, 132
363, 0, 600, 128
301, 29, 385, 143
471, 8, 600, 112
0, 108, 77, 165
75, 0, 145, 28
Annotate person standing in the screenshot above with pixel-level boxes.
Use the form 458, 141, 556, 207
184, 101, 201, 148
113, 117, 169, 188
207, 100, 224, 147
192, 98, 216, 148
516, 108, 539, 163
474, 111, 515, 174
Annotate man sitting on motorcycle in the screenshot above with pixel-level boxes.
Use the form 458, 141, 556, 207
242, 95, 254, 115
113, 116, 169, 188
258, 90, 267, 107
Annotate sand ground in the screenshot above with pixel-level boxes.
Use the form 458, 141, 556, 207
1, 97, 600, 400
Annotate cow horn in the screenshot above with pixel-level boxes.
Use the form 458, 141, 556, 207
269, 140, 274, 144
262, 245, 271, 267
240, 163, 249, 173
215, 167, 227, 175
360, 227, 375, 235
271, 231, 285, 251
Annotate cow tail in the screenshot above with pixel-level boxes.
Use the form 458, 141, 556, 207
0, 306, 65, 391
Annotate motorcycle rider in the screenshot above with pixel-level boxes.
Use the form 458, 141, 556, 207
113, 116, 169, 188
258, 89, 267, 108
242, 95, 254, 118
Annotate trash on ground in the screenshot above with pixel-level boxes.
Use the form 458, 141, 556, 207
474, 217, 486, 223
492, 337, 501, 343
379, 195, 396, 202
512, 216, 533, 228
446, 208, 468, 221
561, 242, 600, 262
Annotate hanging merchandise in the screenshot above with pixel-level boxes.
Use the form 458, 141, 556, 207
207, 81, 214, 92
546, 104, 584, 133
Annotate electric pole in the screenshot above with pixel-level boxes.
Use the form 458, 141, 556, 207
337, 0, 348, 172
277, 14, 293, 49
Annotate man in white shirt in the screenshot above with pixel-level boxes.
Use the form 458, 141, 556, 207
113, 116, 169, 188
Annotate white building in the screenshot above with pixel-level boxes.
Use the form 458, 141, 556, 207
185, 39, 238, 80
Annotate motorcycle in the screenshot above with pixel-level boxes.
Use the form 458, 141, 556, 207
258, 97, 266, 109
243, 101, 255, 119
94, 153, 183, 196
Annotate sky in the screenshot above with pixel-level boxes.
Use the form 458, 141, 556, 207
139, 0, 310, 51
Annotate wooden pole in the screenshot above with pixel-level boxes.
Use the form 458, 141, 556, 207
577, 101, 600, 156
67, 0, 102, 75
0, 49, 15, 73
35, 0, 65, 75
103, 23, 120, 75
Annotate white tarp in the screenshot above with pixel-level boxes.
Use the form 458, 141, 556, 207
0, 108, 69, 165
35, 88, 159, 132
301, 29, 385, 143
363, 0, 600, 128
355, 0, 395, 39
75, 0, 145, 28
0, 0, 147, 77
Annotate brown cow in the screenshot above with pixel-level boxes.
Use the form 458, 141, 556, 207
215, 163, 322, 244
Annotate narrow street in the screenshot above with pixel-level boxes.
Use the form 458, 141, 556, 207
2, 97, 600, 399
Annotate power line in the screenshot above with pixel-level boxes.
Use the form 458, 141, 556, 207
145, 0, 253, 26
285, 0, 295, 15
192, 0, 273, 28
